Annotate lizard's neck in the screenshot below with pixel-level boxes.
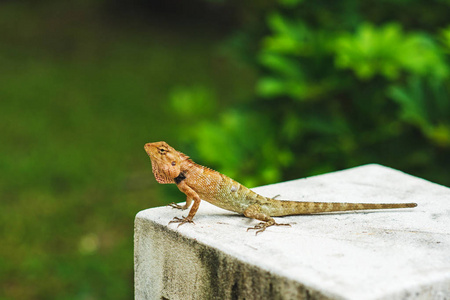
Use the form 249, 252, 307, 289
180, 158, 217, 179
174, 171, 186, 184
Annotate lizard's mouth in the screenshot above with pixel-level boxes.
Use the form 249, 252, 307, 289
144, 144, 161, 161
144, 143, 153, 155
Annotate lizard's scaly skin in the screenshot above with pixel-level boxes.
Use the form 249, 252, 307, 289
144, 141, 417, 233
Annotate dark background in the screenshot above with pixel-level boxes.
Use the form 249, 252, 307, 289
1, 0, 449, 299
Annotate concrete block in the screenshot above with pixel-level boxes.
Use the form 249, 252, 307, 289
134, 164, 450, 300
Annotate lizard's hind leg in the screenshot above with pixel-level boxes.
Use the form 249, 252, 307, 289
244, 204, 290, 234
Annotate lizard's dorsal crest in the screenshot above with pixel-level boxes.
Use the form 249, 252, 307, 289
177, 151, 191, 161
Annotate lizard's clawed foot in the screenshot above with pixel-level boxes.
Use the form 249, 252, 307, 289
169, 216, 195, 227
247, 221, 291, 235
168, 202, 186, 210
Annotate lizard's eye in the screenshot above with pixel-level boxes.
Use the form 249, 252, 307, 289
158, 148, 166, 154
171, 161, 176, 166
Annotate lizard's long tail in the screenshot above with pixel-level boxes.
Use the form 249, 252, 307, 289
273, 201, 417, 216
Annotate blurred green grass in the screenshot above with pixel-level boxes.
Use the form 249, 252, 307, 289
0, 2, 254, 299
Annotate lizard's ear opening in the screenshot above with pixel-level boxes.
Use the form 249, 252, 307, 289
166, 162, 180, 178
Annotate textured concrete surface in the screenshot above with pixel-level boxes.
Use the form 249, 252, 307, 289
134, 164, 450, 300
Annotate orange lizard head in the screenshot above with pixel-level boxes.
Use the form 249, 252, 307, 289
144, 141, 183, 184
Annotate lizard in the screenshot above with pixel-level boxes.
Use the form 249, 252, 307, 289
144, 141, 418, 234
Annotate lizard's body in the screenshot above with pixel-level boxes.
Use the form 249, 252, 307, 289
145, 141, 417, 233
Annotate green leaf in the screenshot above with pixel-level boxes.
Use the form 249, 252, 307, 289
169, 85, 215, 116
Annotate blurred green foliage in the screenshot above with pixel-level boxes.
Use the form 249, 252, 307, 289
335, 23, 447, 80
0, 1, 253, 299
175, 0, 450, 187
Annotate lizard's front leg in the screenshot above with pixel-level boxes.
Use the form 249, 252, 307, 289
168, 181, 201, 227
168, 196, 192, 210
244, 204, 290, 234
